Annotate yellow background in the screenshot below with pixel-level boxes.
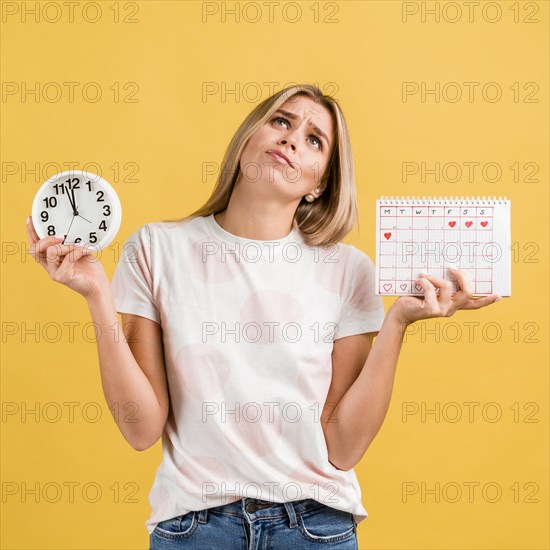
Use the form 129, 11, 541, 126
2, 1, 548, 548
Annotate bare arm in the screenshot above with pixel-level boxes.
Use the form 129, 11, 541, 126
324, 268, 500, 470
323, 308, 406, 470
26, 218, 169, 451
87, 287, 169, 451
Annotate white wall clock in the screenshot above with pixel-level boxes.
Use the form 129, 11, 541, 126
31, 170, 122, 250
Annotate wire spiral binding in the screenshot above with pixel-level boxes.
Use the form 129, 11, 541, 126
377, 196, 509, 204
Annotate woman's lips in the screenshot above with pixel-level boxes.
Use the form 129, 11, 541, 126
266, 151, 293, 168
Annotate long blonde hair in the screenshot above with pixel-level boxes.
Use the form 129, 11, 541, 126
163, 84, 360, 247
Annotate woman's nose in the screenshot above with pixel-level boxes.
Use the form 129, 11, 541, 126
279, 138, 296, 151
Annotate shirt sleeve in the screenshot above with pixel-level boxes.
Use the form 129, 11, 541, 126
111, 224, 161, 324
334, 247, 385, 340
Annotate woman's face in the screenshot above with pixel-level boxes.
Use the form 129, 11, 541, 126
238, 94, 335, 202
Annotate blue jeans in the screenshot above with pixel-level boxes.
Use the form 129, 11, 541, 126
149, 497, 358, 549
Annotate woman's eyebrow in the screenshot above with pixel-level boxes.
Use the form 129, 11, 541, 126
274, 109, 331, 148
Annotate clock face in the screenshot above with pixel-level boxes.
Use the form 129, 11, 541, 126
31, 170, 122, 251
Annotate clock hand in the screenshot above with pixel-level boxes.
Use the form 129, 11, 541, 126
68, 183, 91, 222
62, 215, 76, 244
65, 184, 77, 215
70, 186, 78, 215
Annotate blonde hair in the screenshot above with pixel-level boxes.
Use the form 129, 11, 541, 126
163, 84, 360, 247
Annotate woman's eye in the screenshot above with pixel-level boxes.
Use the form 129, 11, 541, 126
309, 136, 322, 149
273, 116, 288, 128
272, 117, 322, 150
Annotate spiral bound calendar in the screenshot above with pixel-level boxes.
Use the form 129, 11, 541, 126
375, 196, 511, 297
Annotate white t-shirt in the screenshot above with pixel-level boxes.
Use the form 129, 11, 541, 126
111, 213, 385, 535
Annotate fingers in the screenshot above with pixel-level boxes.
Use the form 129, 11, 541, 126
415, 276, 438, 306
40, 241, 89, 277
425, 272, 454, 304
416, 271, 460, 316
52, 244, 94, 282
420, 269, 475, 301
417, 268, 502, 315
30, 235, 65, 266
447, 268, 474, 296
31, 237, 91, 278
461, 294, 502, 310
439, 269, 501, 311
418, 271, 454, 291
45, 243, 65, 273
417, 272, 451, 300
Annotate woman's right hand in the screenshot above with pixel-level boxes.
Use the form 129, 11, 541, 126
26, 215, 111, 300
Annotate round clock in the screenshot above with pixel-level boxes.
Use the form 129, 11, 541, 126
31, 170, 122, 251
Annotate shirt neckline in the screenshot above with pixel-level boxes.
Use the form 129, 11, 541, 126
204, 213, 299, 246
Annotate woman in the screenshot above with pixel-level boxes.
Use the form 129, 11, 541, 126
26, 84, 501, 549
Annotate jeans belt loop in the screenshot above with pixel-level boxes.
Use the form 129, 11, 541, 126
283, 501, 298, 528
197, 509, 208, 524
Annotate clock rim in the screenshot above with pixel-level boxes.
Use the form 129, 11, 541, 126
31, 170, 122, 251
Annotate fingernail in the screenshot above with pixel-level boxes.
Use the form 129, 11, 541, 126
54, 234, 64, 239
419, 273, 430, 277
495, 296, 502, 302
26, 216, 30, 225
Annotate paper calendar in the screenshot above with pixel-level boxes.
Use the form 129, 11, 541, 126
375, 196, 511, 297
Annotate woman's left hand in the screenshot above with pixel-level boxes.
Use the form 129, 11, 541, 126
391, 268, 502, 327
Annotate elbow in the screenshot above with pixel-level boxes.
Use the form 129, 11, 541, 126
131, 440, 152, 452
329, 443, 373, 471
325, 428, 373, 470
129, 414, 167, 451
328, 456, 356, 472
128, 432, 162, 452
327, 441, 358, 471
131, 438, 156, 452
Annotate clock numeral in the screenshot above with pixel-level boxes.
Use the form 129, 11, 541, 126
75, 238, 82, 243
53, 183, 66, 195
85, 180, 93, 191
103, 205, 111, 216
89, 232, 98, 243
96, 190, 105, 202
43, 196, 57, 208
65, 177, 80, 190
47, 225, 56, 236
40, 211, 49, 222
99, 220, 108, 231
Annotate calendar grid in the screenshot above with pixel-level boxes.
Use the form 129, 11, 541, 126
375, 196, 511, 297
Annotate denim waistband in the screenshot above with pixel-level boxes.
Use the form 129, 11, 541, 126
195, 497, 328, 528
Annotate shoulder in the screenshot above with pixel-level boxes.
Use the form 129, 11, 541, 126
335, 242, 376, 272
126, 217, 203, 243
147, 216, 204, 238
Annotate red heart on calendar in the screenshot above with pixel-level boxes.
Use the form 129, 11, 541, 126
480, 221, 488, 227
465, 221, 473, 228
383, 283, 392, 291
414, 283, 423, 292
384, 232, 392, 240
400, 283, 407, 290
448, 221, 456, 227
